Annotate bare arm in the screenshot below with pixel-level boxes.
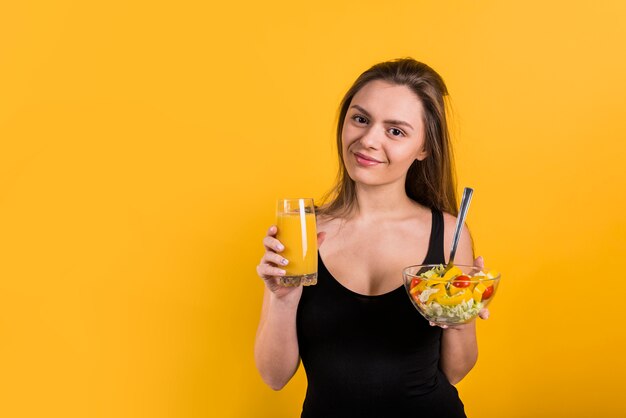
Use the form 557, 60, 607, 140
438, 219, 480, 385
255, 285, 302, 390
254, 225, 302, 390
440, 319, 478, 385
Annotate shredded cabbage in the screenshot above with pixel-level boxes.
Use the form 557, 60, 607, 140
419, 264, 445, 279
422, 299, 484, 322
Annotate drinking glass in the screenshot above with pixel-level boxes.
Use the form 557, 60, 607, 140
276, 198, 318, 286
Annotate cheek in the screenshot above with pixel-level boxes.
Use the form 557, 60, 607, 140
341, 126, 357, 151
388, 147, 420, 168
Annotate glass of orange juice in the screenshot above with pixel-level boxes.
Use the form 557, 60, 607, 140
276, 198, 318, 287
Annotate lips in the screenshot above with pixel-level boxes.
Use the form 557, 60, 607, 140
354, 152, 383, 166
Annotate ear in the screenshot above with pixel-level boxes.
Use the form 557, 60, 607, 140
415, 148, 427, 161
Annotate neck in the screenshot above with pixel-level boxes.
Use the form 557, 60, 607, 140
350, 181, 417, 221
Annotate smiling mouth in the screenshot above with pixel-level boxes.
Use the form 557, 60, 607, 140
354, 152, 383, 166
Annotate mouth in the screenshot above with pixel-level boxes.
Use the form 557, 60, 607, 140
353, 152, 383, 166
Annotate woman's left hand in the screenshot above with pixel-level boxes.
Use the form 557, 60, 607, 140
429, 255, 490, 329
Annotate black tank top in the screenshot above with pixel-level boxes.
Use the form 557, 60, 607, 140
296, 208, 467, 418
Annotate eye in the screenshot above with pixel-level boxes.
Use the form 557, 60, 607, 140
388, 128, 405, 137
351, 114, 368, 124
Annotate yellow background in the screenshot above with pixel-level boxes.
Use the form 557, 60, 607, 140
1, 1, 625, 417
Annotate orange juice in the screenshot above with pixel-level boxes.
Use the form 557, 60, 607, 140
276, 199, 317, 286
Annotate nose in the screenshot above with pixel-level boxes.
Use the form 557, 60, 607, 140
359, 126, 382, 149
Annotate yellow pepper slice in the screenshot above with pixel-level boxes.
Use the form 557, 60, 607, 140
479, 277, 496, 289
426, 283, 446, 303
441, 266, 463, 282
416, 279, 431, 292
473, 283, 487, 303
448, 284, 464, 295
486, 270, 499, 279
436, 289, 472, 306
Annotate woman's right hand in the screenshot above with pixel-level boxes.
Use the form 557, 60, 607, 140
256, 225, 325, 298
256, 225, 298, 298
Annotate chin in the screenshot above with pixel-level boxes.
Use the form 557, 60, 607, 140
348, 175, 389, 187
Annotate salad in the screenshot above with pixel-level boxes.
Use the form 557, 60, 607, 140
408, 265, 498, 324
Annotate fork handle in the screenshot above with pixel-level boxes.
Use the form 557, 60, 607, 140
448, 187, 474, 264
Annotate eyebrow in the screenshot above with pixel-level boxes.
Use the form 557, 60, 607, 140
349, 105, 415, 130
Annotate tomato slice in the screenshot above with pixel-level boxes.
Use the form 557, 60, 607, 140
482, 285, 494, 300
410, 278, 422, 289
452, 275, 471, 288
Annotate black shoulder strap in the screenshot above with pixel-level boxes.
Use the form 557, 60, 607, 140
423, 208, 445, 265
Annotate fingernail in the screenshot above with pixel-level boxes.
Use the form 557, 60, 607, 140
278, 269, 286, 275
281, 258, 289, 265
277, 244, 284, 251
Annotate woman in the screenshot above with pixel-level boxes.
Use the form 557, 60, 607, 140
255, 58, 488, 417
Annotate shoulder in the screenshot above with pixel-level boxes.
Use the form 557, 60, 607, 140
441, 211, 475, 265
315, 213, 342, 235
441, 211, 459, 230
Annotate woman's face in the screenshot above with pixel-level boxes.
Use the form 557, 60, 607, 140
342, 79, 427, 189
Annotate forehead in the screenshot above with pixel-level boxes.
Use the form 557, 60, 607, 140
350, 80, 424, 124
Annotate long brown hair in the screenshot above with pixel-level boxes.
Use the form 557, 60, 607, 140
318, 57, 458, 218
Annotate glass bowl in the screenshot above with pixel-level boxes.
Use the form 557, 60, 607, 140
403, 264, 501, 326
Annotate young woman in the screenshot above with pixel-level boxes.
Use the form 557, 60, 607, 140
255, 58, 488, 418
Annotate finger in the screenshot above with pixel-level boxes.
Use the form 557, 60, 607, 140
474, 255, 484, 270
478, 308, 490, 320
262, 251, 289, 267
256, 264, 286, 278
267, 225, 278, 237
317, 231, 327, 248
263, 236, 285, 252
